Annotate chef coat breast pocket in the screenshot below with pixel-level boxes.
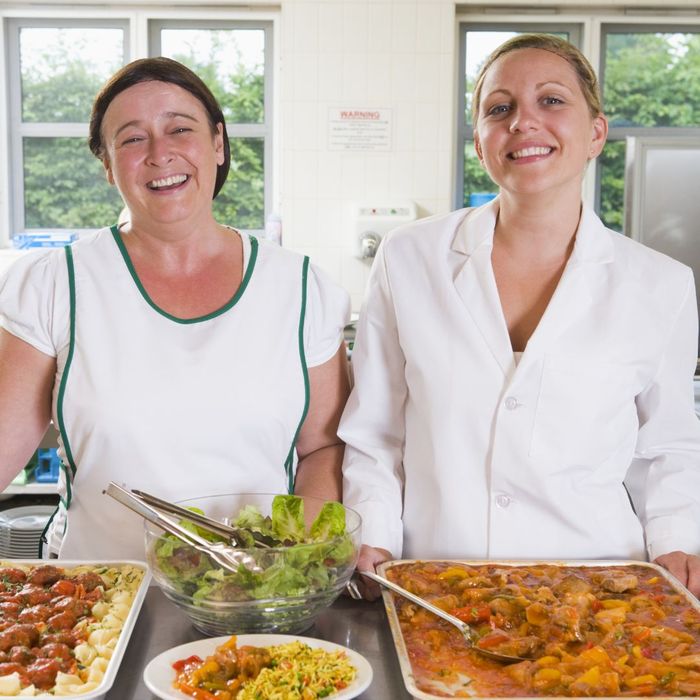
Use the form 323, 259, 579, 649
529, 356, 638, 465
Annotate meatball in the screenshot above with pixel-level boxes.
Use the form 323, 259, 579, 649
27, 566, 63, 587
25, 657, 60, 690
40, 643, 73, 672
83, 587, 104, 603
0, 661, 25, 677
46, 610, 77, 632
0, 624, 40, 653
18, 605, 52, 625
0, 568, 27, 585
8, 645, 35, 665
0, 602, 21, 621
17, 584, 52, 607
72, 572, 104, 592
49, 579, 76, 598
52, 596, 92, 619
41, 631, 77, 649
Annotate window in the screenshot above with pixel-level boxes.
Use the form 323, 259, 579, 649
3, 14, 273, 240
598, 26, 700, 231
6, 19, 127, 233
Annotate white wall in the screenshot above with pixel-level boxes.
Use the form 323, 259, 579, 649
278, 0, 458, 310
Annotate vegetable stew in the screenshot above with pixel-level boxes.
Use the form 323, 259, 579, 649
384, 561, 700, 697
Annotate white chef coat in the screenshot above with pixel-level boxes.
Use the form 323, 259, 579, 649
0, 227, 349, 560
340, 199, 700, 562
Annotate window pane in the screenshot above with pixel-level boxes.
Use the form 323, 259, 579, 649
19, 28, 124, 123
23, 138, 122, 229
598, 140, 626, 233
213, 137, 264, 230
160, 29, 265, 124
463, 142, 498, 208
604, 32, 700, 127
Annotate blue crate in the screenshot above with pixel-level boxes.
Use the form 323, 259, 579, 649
34, 448, 60, 483
469, 192, 498, 207
12, 233, 78, 249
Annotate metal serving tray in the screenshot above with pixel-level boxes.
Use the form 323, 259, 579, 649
0, 559, 150, 700
377, 559, 700, 700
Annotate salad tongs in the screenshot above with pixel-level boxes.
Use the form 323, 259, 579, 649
130, 488, 271, 549
104, 482, 261, 573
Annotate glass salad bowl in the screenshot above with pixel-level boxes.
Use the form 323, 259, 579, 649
144, 493, 361, 636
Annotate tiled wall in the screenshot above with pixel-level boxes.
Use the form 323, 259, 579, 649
278, 0, 457, 310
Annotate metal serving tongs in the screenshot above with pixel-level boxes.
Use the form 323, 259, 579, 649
104, 482, 262, 573
130, 488, 273, 549
359, 570, 527, 663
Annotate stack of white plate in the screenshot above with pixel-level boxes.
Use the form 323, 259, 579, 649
0, 505, 55, 558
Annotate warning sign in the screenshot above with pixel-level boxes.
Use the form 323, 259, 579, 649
328, 108, 392, 151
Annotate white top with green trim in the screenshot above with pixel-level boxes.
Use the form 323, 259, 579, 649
0, 227, 350, 559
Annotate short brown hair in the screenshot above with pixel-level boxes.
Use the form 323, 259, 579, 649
89, 57, 230, 199
471, 34, 603, 125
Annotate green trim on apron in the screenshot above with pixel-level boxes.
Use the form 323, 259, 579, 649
56, 245, 78, 485
285, 256, 311, 493
110, 226, 258, 324
41, 244, 78, 556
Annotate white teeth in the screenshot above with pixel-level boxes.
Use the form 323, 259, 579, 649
511, 146, 552, 159
148, 174, 187, 189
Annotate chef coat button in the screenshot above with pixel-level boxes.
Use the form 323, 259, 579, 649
504, 396, 519, 410
495, 494, 512, 508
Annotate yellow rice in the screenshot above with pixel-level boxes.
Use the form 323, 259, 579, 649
238, 641, 357, 699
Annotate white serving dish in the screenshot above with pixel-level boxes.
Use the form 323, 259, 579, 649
377, 559, 700, 700
143, 633, 373, 700
0, 559, 150, 699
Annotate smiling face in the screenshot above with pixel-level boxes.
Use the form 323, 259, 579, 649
473, 48, 607, 201
101, 80, 225, 231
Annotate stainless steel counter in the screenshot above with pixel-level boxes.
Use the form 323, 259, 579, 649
105, 587, 412, 699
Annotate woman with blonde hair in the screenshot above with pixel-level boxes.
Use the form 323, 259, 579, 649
341, 34, 700, 597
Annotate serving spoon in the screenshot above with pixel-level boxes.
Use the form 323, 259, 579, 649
359, 570, 527, 663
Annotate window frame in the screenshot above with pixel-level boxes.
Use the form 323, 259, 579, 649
1, 8, 277, 244
5, 16, 130, 236
596, 22, 700, 227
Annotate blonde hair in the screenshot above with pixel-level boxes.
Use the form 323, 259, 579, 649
471, 34, 603, 125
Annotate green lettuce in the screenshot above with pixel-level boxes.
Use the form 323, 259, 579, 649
309, 501, 346, 540
270, 495, 306, 542
154, 495, 357, 603
233, 504, 272, 536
